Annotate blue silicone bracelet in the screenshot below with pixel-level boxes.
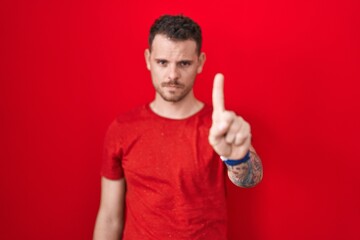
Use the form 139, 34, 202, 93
220, 151, 251, 166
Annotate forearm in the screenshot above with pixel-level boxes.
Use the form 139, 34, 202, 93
226, 149, 263, 188
93, 210, 123, 240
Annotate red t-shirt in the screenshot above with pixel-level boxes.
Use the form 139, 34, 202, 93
101, 104, 228, 240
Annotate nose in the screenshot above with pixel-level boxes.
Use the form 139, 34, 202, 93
168, 64, 180, 80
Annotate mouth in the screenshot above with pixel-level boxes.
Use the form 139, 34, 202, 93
162, 83, 184, 89
165, 84, 181, 88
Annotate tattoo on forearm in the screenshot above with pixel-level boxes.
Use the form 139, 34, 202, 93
226, 150, 263, 188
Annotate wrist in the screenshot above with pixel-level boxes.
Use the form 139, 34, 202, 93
220, 151, 250, 166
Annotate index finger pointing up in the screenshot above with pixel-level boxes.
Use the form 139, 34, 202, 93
212, 73, 225, 112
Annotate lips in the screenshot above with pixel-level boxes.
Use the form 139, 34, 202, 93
162, 83, 184, 89
165, 84, 181, 88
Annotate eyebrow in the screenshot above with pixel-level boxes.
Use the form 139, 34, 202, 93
154, 58, 168, 61
154, 58, 193, 63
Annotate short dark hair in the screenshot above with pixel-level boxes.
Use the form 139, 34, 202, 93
148, 14, 202, 54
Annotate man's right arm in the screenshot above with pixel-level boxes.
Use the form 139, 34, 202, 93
93, 177, 126, 240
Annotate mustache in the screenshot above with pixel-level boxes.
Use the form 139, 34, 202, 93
161, 81, 185, 88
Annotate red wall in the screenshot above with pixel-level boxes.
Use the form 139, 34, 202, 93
1, 0, 359, 239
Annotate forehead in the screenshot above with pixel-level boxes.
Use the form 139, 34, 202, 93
150, 34, 198, 58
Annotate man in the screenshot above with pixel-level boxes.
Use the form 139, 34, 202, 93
93, 15, 263, 240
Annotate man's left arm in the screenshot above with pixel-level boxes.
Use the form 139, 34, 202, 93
209, 73, 263, 188
225, 146, 263, 188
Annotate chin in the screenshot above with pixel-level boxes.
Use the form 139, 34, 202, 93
159, 92, 186, 102
157, 87, 192, 103
162, 96, 183, 102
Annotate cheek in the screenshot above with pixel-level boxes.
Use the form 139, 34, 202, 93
150, 67, 163, 81
182, 68, 198, 82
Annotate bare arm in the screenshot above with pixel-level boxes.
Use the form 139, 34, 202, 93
226, 146, 263, 188
93, 177, 126, 240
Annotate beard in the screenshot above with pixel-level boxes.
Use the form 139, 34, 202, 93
153, 80, 193, 102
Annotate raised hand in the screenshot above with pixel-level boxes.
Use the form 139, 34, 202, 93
208, 73, 251, 159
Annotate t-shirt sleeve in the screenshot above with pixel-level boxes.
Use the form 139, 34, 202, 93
100, 119, 124, 180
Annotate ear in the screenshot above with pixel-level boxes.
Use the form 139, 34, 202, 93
144, 49, 151, 70
197, 52, 206, 74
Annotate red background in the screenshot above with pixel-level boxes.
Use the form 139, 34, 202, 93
1, 0, 359, 239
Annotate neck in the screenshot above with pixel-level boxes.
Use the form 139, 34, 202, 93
150, 91, 204, 119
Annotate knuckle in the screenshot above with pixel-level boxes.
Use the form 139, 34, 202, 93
225, 133, 235, 142
224, 111, 235, 119
208, 135, 216, 146
237, 116, 244, 122
236, 132, 245, 142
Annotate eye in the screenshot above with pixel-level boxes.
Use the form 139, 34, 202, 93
179, 61, 192, 67
156, 60, 168, 66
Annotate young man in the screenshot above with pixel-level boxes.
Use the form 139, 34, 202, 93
93, 15, 263, 240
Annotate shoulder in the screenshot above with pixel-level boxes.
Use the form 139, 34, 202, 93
115, 104, 153, 124
106, 104, 151, 136
115, 105, 148, 123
